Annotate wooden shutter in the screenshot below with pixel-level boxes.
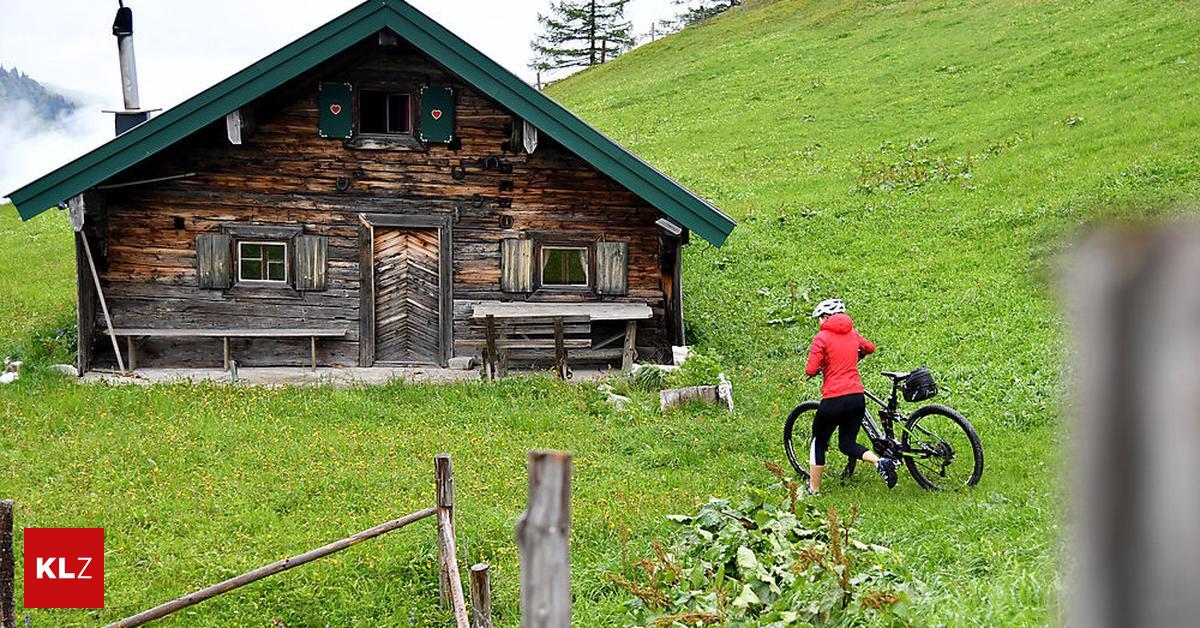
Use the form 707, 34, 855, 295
196, 234, 232, 289
319, 82, 353, 139
596, 241, 629, 296
501, 239, 534, 293
419, 85, 455, 143
293, 235, 328, 291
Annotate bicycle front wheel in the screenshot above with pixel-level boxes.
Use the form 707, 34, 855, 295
783, 401, 857, 483
900, 404, 984, 490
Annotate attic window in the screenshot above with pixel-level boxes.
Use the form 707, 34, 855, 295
360, 91, 412, 135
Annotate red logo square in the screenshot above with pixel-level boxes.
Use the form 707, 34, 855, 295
23, 528, 105, 609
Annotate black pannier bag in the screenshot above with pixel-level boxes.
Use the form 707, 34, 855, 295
903, 368, 938, 402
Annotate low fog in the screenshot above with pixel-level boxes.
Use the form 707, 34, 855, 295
0, 93, 113, 202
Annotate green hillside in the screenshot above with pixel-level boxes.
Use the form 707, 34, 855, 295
2, 0, 1199, 624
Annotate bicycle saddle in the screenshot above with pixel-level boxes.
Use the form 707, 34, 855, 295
881, 371, 912, 380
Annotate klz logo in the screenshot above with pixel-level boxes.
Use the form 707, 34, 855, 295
24, 528, 105, 609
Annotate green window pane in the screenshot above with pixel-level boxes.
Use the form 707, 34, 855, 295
567, 252, 587, 284
242, 243, 262, 260
267, 261, 286, 281
542, 248, 587, 286
543, 250, 565, 284
241, 260, 262, 280
265, 245, 285, 262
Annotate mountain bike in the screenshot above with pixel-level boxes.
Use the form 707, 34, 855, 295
783, 370, 984, 490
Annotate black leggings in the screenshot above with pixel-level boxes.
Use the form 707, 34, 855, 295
811, 393, 869, 466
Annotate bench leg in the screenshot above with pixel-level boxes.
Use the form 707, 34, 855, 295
554, 317, 567, 379
223, 337, 231, 371
127, 336, 137, 372
311, 336, 317, 372
622, 320, 638, 372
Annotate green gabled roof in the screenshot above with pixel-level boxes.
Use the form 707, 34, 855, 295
6, 0, 735, 246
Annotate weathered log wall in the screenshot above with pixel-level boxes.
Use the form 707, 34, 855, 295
84, 38, 676, 369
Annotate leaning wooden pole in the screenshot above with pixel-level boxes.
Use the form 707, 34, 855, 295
0, 500, 14, 628
107, 507, 437, 628
435, 455, 470, 628
69, 196, 125, 373
516, 450, 572, 628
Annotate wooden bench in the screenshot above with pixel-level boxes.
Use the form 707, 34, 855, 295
456, 315, 591, 380
106, 328, 348, 371
469, 302, 654, 373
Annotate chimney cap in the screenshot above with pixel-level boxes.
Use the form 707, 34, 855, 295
113, 5, 133, 37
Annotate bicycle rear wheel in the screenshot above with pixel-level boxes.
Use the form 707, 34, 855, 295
900, 404, 984, 490
784, 401, 857, 483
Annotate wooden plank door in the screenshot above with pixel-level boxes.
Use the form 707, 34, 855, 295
374, 227, 441, 365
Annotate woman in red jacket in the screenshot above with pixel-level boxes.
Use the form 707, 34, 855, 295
804, 299, 898, 495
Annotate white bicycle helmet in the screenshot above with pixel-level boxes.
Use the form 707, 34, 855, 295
811, 298, 846, 318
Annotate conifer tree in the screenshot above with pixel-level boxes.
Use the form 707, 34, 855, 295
530, 0, 636, 73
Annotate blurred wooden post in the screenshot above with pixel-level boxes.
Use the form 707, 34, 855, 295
1069, 225, 1200, 628
516, 450, 572, 628
1, 500, 16, 628
470, 563, 493, 628
435, 455, 469, 628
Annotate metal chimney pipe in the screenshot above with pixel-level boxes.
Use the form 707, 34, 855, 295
113, 2, 140, 111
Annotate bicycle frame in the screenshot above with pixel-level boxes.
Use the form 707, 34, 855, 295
861, 384, 907, 458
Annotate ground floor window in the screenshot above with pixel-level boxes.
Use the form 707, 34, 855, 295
541, 246, 589, 287
238, 241, 288, 283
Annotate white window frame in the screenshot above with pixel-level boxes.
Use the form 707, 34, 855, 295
237, 240, 289, 284
540, 246, 590, 288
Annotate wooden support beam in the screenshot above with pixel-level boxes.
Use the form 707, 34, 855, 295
516, 450, 572, 628
435, 455, 469, 628
107, 506, 437, 628
553, 317, 566, 379
485, 315, 498, 381
470, 563, 493, 628
223, 337, 231, 371
0, 500, 14, 628
622, 320, 638, 372
126, 336, 137, 371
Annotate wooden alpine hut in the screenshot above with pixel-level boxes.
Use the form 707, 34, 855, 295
5, 0, 736, 376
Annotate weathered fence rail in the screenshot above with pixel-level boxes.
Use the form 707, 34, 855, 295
107, 454, 469, 627
2, 450, 580, 628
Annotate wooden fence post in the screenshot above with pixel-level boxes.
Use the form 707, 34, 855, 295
435, 455, 469, 628
1, 500, 14, 628
470, 563, 493, 628
516, 450, 572, 628
1068, 225, 1200, 628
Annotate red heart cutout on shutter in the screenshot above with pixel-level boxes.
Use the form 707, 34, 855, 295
329, 104, 342, 116
431, 109, 443, 121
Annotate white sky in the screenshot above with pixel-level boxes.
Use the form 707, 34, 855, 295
0, 0, 678, 110
0, 0, 680, 196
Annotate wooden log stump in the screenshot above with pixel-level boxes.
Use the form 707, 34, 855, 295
470, 563, 493, 628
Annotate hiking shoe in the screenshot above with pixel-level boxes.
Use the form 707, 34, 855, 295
805, 486, 821, 497
876, 458, 899, 489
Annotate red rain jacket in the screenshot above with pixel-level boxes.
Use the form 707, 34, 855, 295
805, 313, 876, 399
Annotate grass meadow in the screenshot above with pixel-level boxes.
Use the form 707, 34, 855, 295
3, 0, 1200, 624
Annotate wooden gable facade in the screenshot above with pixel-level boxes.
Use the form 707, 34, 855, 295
7, 0, 735, 374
